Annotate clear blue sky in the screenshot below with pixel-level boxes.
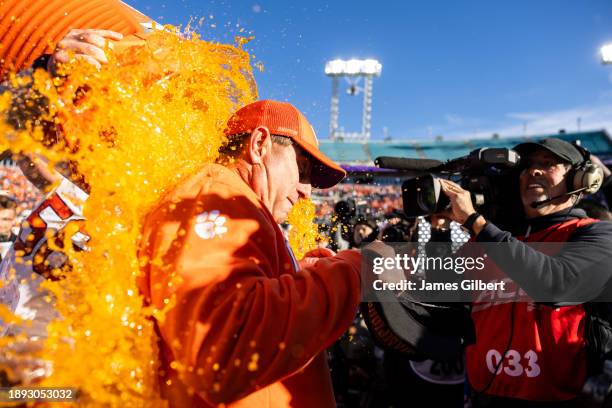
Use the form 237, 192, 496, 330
126, 0, 612, 141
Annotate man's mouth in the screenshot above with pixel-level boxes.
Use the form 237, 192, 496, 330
527, 182, 545, 190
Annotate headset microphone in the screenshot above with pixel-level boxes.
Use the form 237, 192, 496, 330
530, 187, 589, 208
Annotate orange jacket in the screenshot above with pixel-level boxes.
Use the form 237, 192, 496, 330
137, 164, 362, 407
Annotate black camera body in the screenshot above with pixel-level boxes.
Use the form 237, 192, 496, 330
333, 199, 376, 245
395, 148, 522, 228
334, 199, 368, 222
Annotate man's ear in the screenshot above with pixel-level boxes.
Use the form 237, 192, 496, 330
247, 126, 272, 165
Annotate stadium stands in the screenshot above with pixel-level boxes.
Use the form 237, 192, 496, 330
320, 129, 612, 165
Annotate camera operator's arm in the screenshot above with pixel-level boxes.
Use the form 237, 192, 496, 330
439, 179, 612, 303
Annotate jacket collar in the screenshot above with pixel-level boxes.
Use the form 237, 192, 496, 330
521, 208, 588, 234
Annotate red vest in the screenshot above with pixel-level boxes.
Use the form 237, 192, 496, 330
467, 217, 597, 401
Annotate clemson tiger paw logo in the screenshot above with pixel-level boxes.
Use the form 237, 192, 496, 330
194, 211, 228, 239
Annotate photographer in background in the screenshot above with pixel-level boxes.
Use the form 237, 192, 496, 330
352, 218, 380, 247
0, 191, 17, 261
333, 199, 382, 249
439, 138, 612, 407
0, 192, 17, 242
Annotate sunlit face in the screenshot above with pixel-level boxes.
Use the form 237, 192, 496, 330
0, 208, 16, 237
519, 149, 572, 217
262, 140, 313, 223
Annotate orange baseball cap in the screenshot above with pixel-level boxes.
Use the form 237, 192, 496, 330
0, 0, 151, 78
225, 100, 346, 189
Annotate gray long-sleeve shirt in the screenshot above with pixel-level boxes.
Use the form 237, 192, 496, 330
475, 208, 612, 303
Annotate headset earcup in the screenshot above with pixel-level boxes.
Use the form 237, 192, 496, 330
572, 164, 604, 194
567, 143, 604, 194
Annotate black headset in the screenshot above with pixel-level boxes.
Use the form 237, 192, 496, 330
566, 142, 604, 195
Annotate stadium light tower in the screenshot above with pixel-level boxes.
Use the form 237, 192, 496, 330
325, 59, 382, 141
600, 43, 612, 64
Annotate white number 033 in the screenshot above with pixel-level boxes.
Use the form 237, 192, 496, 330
485, 349, 541, 378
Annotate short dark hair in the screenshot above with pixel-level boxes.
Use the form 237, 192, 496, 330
0, 194, 17, 210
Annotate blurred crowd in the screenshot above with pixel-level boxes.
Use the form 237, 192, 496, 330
0, 165, 42, 215
0, 165, 42, 253
314, 183, 403, 221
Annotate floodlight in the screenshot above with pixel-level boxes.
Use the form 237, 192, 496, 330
601, 43, 612, 64
324, 58, 382, 141
325, 59, 382, 76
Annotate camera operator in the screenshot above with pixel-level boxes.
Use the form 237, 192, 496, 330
351, 217, 380, 247
380, 210, 416, 243
439, 138, 612, 407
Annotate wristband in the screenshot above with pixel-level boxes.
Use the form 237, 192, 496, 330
462, 212, 482, 235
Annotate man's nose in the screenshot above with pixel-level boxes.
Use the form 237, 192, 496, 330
527, 165, 544, 177
297, 182, 312, 199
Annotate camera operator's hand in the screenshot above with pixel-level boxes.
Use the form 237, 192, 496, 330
439, 179, 476, 224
